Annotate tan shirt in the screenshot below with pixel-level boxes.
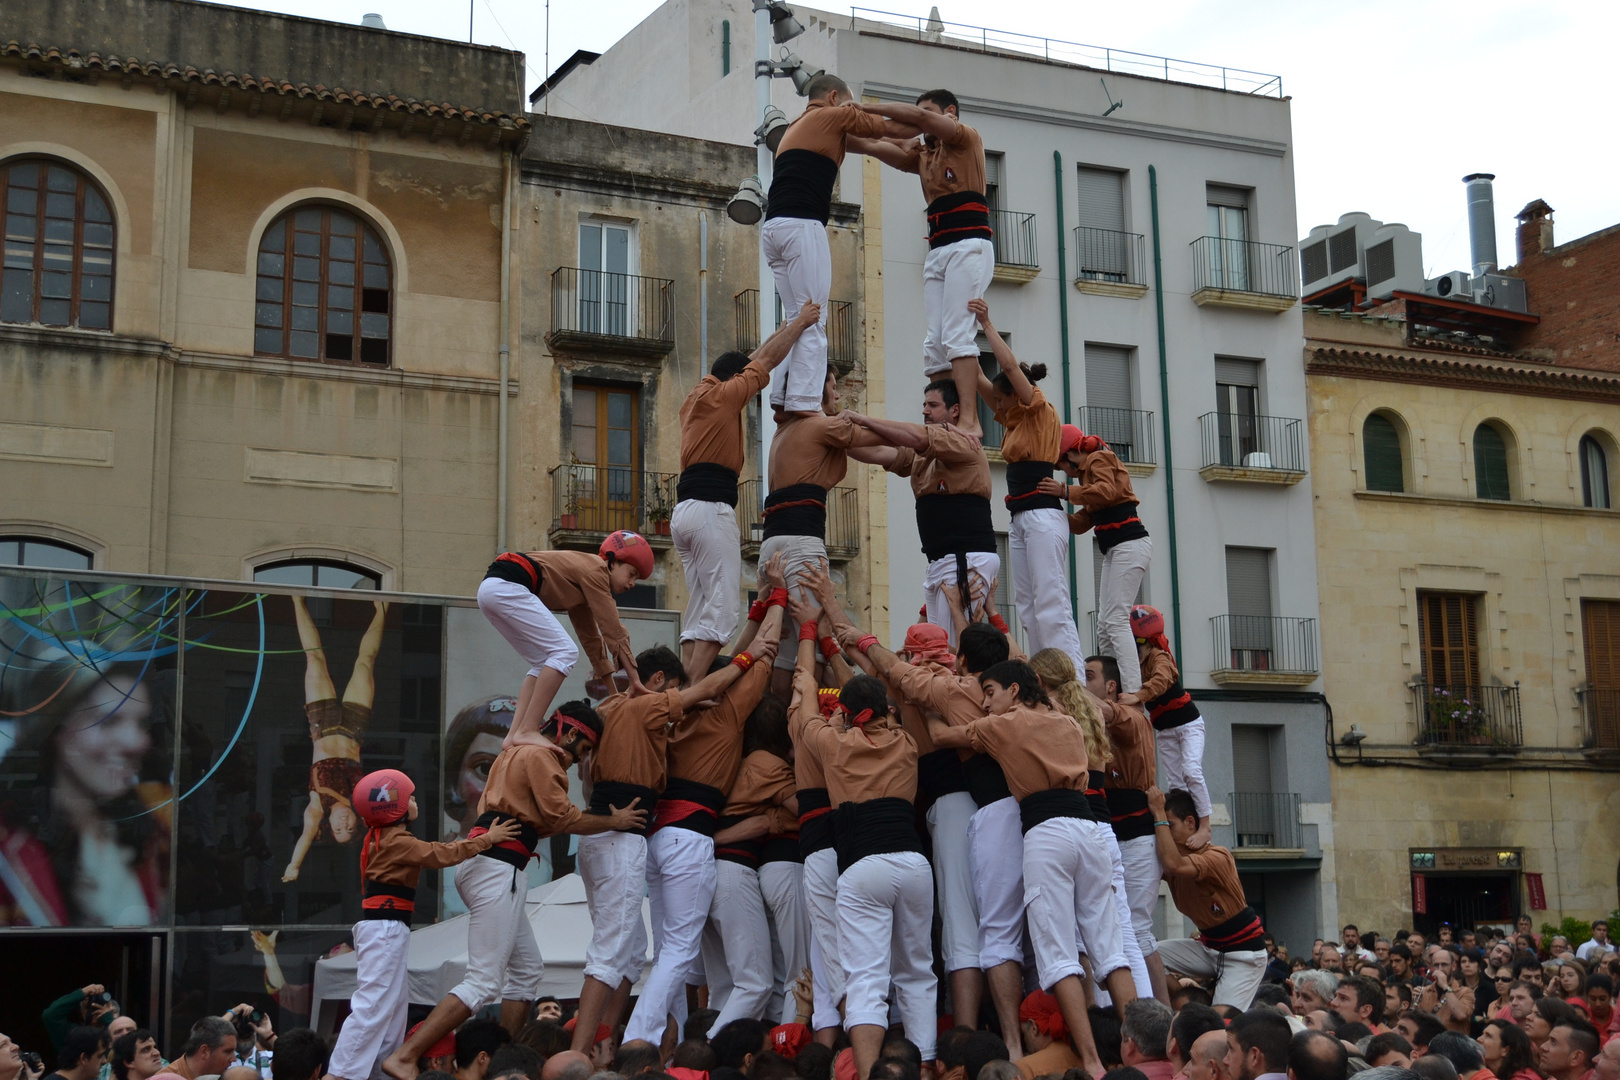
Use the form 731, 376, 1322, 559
1167, 843, 1251, 930
479, 743, 582, 836
666, 660, 773, 791
680, 362, 772, 474
364, 826, 498, 889
775, 99, 889, 167
1065, 447, 1138, 510
594, 688, 685, 791
723, 750, 796, 817
886, 658, 984, 730
1016, 1042, 1082, 1080
963, 702, 1090, 800
1103, 699, 1155, 791
897, 122, 987, 203
769, 412, 865, 491
1139, 647, 1179, 702
788, 695, 830, 791
888, 425, 992, 499
798, 712, 918, 805
530, 550, 631, 678
994, 386, 1062, 465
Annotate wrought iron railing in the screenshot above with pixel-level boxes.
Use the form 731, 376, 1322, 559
990, 210, 1038, 269
1074, 226, 1146, 286
734, 290, 857, 368
549, 464, 679, 537
1190, 236, 1297, 299
551, 267, 673, 345
1210, 615, 1318, 676
1197, 412, 1306, 473
736, 480, 860, 556
1411, 683, 1523, 748
1229, 791, 1302, 849
1577, 684, 1620, 750
1077, 406, 1155, 464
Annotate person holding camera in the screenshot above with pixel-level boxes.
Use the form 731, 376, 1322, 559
1, 1031, 47, 1080
42, 987, 119, 1054
225, 1009, 274, 1080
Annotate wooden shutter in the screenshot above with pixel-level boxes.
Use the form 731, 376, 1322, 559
1362, 413, 1405, 492
1584, 600, 1620, 691
1418, 591, 1481, 687
1225, 547, 1273, 617
1075, 168, 1125, 233
1473, 424, 1511, 500
1231, 725, 1274, 793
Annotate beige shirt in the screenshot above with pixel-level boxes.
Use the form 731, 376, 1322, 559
769, 413, 865, 491
963, 702, 1090, 800
479, 743, 582, 836
531, 550, 631, 678
1103, 700, 1155, 791
889, 425, 992, 500
593, 688, 685, 791
666, 660, 773, 791
797, 711, 918, 805
994, 386, 1062, 465
775, 99, 889, 167
897, 122, 987, 203
364, 826, 497, 889
680, 362, 772, 474
723, 750, 797, 816
1167, 844, 1252, 930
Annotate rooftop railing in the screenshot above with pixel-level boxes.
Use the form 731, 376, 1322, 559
1229, 791, 1303, 850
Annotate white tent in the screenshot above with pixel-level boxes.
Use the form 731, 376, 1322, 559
309, 873, 652, 1028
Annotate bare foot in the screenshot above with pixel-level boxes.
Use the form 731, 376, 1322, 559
381, 1052, 419, 1080
502, 729, 555, 750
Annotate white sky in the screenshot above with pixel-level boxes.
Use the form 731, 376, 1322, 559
235, 0, 1616, 279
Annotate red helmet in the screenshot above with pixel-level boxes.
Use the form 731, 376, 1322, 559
354, 769, 414, 827
1059, 424, 1103, 457
599, 530, 655, 579
1129, 604, 1164, 640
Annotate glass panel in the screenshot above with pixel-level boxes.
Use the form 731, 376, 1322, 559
168, 929, 353, 1048
291, 280, 318, 306
328, 259, 354, 286
4, 241, 34, 270
257, 251, 284, 276
289, 330, 318, 357
329, 235, 355, 261
10, 539, 93, 569
260, 220, 286, 252
327, 310, 352, 335
41, 271, 71, 299
360, 313, 388, 338
579, 224, 602, 272
82, 250, 112, 275
43, 217, 74, 244
607, 428, 632, 466
573, 388, 597, 463
327, 284, 353, 310
328, 212, 357, 237
6, 188, 36, 214
45, 192, 76, 218
6, 213, 36, 240
42, 244, 72, 271
83, 222, 114, 248
607, 391, 633, 429
78, 301, 109, 330
363, 231, 384, 263
294, 207, 322, 228
363, 263, 388, 289
257, 276, 283, 301
292, 256, 320, 282
6, 161, 39, 188
293, 229, 321, 256
40, 297, 69, 325
46, 166, 76, 192
81, 273, 111, 301
2, 268, 34, 321
255, 302, 283, 328
290, 306, 317, 331
254, 327, 282, 354
604, 226, 631, 275
83, 188, 111, 223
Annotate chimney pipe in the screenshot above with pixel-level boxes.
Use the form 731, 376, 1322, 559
1463, 172, 1497, 276
361, 13, 387, 29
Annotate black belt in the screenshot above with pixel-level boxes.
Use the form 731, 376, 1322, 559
1106, 787, 1154, 841
917, 748, 969, 801
677, 463, 740, 507
1019, 788, 1096, 834
715, 814, 764, 868
761, 834, 803, 864
766, 149, 836, 224
484, 552, 543, 596
915, 494, 996, 561
1092, 501, 1149, 554
360, 881, 417, 922
832, 797, 921, 874
762, 483, 828, 541
1149, 682, 1202, 731
797, 788, 834, 856
963, 754, 1013, 809
1200, 906, 1267, 953
926, 190, 993, 250
1005, 460, 1062, 513
471, 810, 540, 869
588, 781, 661, 838
654, 777, 728, 836
1085, 770, 1110, 822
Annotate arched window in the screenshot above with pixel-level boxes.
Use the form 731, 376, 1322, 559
1581, 434, 1611, 509
1474, 423, 1512, 501
255, 205, 392, 365
0, 536, 93, 570
254, 559, 380, 590
1, 158, 115, 330
1362, 412, 1404, 492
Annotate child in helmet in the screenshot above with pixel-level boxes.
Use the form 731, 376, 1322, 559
1121, 606, 1210, 850
325, 770, 519, 1080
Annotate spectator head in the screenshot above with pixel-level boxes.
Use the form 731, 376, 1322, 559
1287, 1030, 1348, 1080
488, 1045, 544, 1080
269, 1029, 327, 1080
1102, 1070, 1148, 1080
864, 1061, 914, 1080
1293, 970, 1340, 1015
541, 1053, 595, 1080
1525, 998, 1579, 1045
750, 1052, 797, 1080
1355, 1068, 1419, 1080
1385, 982, 1412, 1022
934, 1028, 975, 1080
1424, 1033, 1483, 1078
182, 1018, 237, 1078
534, 998, 563, 1024
1252, 985, 1290, 1012
1187, 1031, 1230, 1080
1331, 976, 1385, 1028
1169, 1005, 1226, 1070
877, 1039, 920, 1072
1319, 946, 1344, 973
958, 1032, 1008, 1080
1174, 983, 1216, 1011
223, 1067, 263, 1080
513, 1023, 567, 1063
1409, 1058, 1457, 1080
1343, 926, 1363, 951
1537, 1020, 1598, 1080
1479, 1021, 1536, 1080
1302, 1013, 1335, 1035
456, 1019, 513, 1080
685, 1013, 720, 1045
712, 1021, 770, 1072
1090, 1010, 1124, 1070
1511, 956, 1544, 987
59, 1028, 110, 1080
1357, 962, 1385, 981
1365, 1033, 1413, 1069
1375, 940, 1391, 962
1120, 1000, 1172, 1067
0, 1032, 21, 1080
112, 1030, 164, 1080
794, 1046, 832, 1080
975, 1065, 1018, 1080
1018, 991, 1068, 1053
673, 1043, 717, 1073
1595, 1039, 1620, 1080
107, 1018, 137, 1043
1393, 1014, 1443, 1057
1226, 1009, 1293, 1080
611, 1043, 662, 1079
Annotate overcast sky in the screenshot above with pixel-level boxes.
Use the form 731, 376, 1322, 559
240, 0, 1615, 279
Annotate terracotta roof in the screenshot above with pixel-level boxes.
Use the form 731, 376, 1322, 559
2, 41, 529, 137
1307, 344, 1620, 405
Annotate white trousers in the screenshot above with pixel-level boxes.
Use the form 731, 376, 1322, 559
477, 577, 578, 678
837, 852, 938, 1061
926, 791, 980, 973
1022, 817, 1127, 991
1088, 829, 1154, 1006
672, 499, 742, 646
759, 533, 831, 670
1010, 508, 1085, 664
1155, 719, 1212, 819
803, 847, 845, 1030
761, 216, 831, 412
704, 859, 773, 1033
1154, 941, 1268, 1009
448, 854, 545, 1009
1095, 536, 1152, 692
623, 827, 716, 1043
329, 919, 410, 1080
1116, 833, 1161, 957
759, 860, 811, 1024
578, 830, 649, 986
922, 238, 995, 375
968, 797, 1025, 969
923, 552, 1001, 648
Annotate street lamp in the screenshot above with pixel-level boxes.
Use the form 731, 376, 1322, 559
766, 1, 805, 44
784, 55, 825, 95
754, 105, 788, 152
727, 176, 765, 225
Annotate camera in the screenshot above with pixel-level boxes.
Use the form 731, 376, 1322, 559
21, 1053, 43, 1075
93, 992, 113, 1004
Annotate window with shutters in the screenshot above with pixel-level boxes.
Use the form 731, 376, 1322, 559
1, 157, 116, 330
1231, 725, 1291, 848
1472, 422, 1512, 501
1075, 166, 1129, 281
255, 204, 392, 364
975, 330, 1010, 449
1214, 357, 1262, 466
1582, 599, 1620, 749
1225, 546, 1274, 666
1417, 591, 1482, 688
1362, 412, 1405, 492
1580, 434, 1611, 509
1205, 185, 1252, 291
984, 152, 1004, 213
1083, 344, 1142, 461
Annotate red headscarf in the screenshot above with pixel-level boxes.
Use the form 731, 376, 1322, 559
1019, 989, 1068, 1039
770, 1023, 812, 1059
405, 1021, 455, 1060
903, 623, 955, 666
563, 1017, 611, 1047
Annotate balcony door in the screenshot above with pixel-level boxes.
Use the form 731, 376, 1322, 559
1206, 186, 1251, 291
1084, 344, 1136, 460
1225, 546, 1274, 669
571, 382, 639, 532
1231, 725, 1279, 847
1214, 357, 1261, 466
1076, 167, 1128, 281
579, 221, 632, 337
1583, 599, 1620, 748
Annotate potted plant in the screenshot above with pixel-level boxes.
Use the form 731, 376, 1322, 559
560, 464, 581, 530
1427, 686, 1489, 744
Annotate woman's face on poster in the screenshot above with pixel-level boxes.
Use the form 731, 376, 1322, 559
329, 804, 358, 843
457, 732, 505, 821
56, 674, 152, 802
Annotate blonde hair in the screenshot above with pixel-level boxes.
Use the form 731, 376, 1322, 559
1028, 648, 1110, 771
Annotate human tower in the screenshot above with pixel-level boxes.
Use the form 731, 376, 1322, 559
325, 78, 1266, 1080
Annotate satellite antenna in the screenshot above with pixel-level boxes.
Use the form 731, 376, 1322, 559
1100, 78, 1123, 117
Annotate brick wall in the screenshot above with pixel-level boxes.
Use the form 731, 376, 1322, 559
1506, 218, 1620, 372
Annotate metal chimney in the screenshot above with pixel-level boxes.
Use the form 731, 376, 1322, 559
1463, 173, 1497, 276
361, 13, 387, 29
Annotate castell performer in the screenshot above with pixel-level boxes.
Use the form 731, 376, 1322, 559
969, 298, 1082, 660
762, 75, 916, 415
382, 704, 644, 1080
1124, 605, 1212, 850
327, 771, 517, 1080
848, 91, 994, 436
674, 301, 820, 683
1041, 426, 1152, 692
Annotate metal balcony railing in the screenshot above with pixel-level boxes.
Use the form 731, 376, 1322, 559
990, 210, 1039, 269
1210, 615, 1318, 676
549, 464, 679, 538
1197, 412, 1306, 473
734, 291, 858, 369
737, 479, 861, 557
1577, 684, 1620, 750
1074, 227, 1147, 286
1229, 791, 1302, 849
1190, 236, 1298, 299
1077, 406, 1155, 465
551, 267, 673, 346
1412, 683, 1523, 748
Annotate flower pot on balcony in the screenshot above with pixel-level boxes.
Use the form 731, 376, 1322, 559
560, 513, 578, 530
654, 519, 671, 537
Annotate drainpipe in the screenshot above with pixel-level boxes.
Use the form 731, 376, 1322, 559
700, 210, 709, 369
1148, 165, 1183, 657
497, 149, 513, 551
1053, 152, 1078, 622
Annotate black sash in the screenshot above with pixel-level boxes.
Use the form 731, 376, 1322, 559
715, 814, 764, 868
1005, 460, 1062, 513
588, 781, 660, 838
472, 809, 540, 869
484, 552, 543, 595
915, 494, 997, 561
762, 483, 828, 541
926, 190, 993, 249
766, 149, 837, 224
1085, 769, 1111, 822
1148, 680, 1202, 731
1018, 788, 1096, 834
962, 754, 1013, 809
655, 777, 728, 836
761, 834, 803, 864
1106, 787, 1154, 842
677, 463, 740, 507
832, 797, 921, 874
797, 788, 834, 857
1201, 906, 1267, 952
917, 748, 969, 802
1092, 501, 1149, 553
360, 881, 417, 922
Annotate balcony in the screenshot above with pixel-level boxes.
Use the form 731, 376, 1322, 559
548, 267, 674, 359
1577, 684, 1620, 760
1196, 412, 1306, 484
736, 479, 861, 562
990, 210, 1039, 284
1412, 683, 1523, 755
1209, 615, 1318, 686
734, 290, 858, 375
1229, 791, 1303, 854
1076, 406, 1155, 467
548, 464, 678, 550
1189, 237, 1298, 312
1073, 227, 1148, 299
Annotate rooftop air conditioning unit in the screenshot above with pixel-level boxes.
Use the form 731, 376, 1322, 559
1299, 212, 1377, 293
1362, 222, 1425, 300
1426, 270, 1472, 300
1472, 273, 1528, 313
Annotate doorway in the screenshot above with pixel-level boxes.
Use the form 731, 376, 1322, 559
0, 932, 165, 1055
1413, 872, 1518, 936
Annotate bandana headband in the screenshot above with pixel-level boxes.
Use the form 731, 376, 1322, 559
552, 710, 600, 745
